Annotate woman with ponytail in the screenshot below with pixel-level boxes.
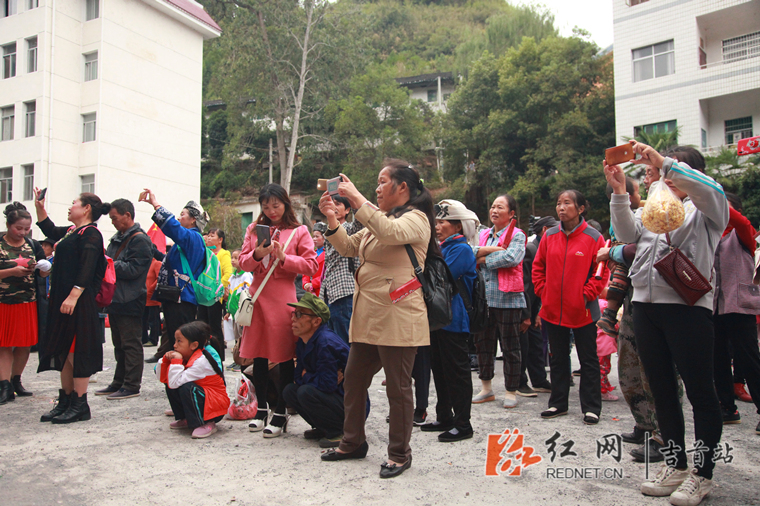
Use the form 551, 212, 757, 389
318, 159, 436, 479
155, 321, 229, 439
33, 190, 111, 424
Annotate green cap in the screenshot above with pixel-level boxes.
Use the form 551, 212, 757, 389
287, 292, 330, 322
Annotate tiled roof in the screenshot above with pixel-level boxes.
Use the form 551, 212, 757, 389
395, 72, 454, 86
166, 0, 221, 32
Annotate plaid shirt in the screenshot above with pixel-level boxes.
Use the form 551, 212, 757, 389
320, 218, 364, 305
475, 226, 527, 309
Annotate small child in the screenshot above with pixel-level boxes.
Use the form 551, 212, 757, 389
596, 298, 619, 401
156, 321, 230, 438
223, 249, 253, 352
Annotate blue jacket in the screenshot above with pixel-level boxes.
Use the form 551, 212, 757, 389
440, 234, 477, 334
294, 325, 350, 395
152, 206, 206, 305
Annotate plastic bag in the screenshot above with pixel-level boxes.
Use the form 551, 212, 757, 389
641, 181, 685, 234
226, 375, 258, 420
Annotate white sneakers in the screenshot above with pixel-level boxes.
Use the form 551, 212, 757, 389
669, 469, 713, 506
471, 390, 495, 404
641, 466, 713, 506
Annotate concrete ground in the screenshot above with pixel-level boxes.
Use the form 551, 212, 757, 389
1, 332, 759, 506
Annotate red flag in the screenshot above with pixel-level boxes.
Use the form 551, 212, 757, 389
147, 223, 166, 254
738, 135, 760, 156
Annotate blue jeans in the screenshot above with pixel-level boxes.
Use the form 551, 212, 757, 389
328, 296, 353, 344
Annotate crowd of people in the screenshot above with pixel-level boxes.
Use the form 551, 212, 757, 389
1, 140, 759, 504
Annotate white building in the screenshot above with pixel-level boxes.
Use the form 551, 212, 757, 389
613, 0, 760, 152
395, 72, 457, 113
0, 0, 220, 238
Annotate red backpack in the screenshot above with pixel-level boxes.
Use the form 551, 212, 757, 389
75, 226, 116, 308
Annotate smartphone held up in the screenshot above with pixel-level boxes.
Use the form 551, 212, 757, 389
605, 144, 635, 166
317, 176, 342, 197
256, 224, 271, 248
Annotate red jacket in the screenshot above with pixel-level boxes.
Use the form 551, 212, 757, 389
532, 219, 606, 328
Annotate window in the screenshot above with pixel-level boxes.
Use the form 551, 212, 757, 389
2, 43, 16, 79
84, 52, 98, 81
725, 117, 753, 145
22, 164, 33, 201
0, 168, 11, 204
427, 89, 437, 103
80, 174, 95, 194
632, 40, 674, 82
701, 129, 707, 149
82, 113, 96, 142
1, 106, 14, 141
2, 0, 18, 17
723, 31, 760, 64
85, 0, 98, 21
27, 0, 39, 8
24, 101, 35, 137
634, 119, 677, 137
27, 37, 37, 73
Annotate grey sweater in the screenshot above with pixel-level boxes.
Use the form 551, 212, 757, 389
610, 157, 729, 310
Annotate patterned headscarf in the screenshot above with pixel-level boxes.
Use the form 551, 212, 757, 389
183, 201, 210, 232
435, 199, 480, 245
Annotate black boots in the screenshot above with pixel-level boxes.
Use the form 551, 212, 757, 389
12, 375, 33, 397
0, 380, 14, 404
40, 389, 72, 422
51, 392, 91, 424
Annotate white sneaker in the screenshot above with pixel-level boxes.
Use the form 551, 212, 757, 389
669, 469, 713, 506
641, 464, 691, 497
503, 391, 518, 408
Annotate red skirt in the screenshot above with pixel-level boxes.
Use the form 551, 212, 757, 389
0, 301, 38, 347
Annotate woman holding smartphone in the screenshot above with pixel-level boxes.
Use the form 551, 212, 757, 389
317, 160, 436, 479
238, 184, 318, 437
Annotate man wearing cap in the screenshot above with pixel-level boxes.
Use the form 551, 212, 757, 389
138, 189, 208, 364
282, 293, 352, 449
516, 217, 556, 397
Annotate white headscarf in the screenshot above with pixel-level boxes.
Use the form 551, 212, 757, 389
435, 199, 481, 246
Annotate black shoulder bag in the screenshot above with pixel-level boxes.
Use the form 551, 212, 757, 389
405, 245, 458, 331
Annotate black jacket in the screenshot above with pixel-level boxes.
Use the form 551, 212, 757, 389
521, 237, 540, 323
105, 223, 153, 316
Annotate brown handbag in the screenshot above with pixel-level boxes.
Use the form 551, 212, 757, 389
653, 233, 712, 306
232, 339, 254, 367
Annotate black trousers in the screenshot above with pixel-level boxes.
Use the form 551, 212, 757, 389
430, 329, 473, 430
633, 303, 722, 479
714, 312, 760, 414
412, 345, 431, 411
197, 301, 225, 361
520, 324, 548, 388
165, 383, 223, 429
545, 321, 601, 415
142, 305, 161, 344
252, 357, 294, 415
108, 314, 144, 391
282, 383, 344, 438
155, 301, 197, 358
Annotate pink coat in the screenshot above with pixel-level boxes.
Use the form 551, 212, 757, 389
238, 225, 318, 363
478, 226, 524, 293
596, 299, 618, 357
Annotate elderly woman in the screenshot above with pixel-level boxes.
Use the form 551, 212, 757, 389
34, 190, 111, 423
318, 159, 436, 479
138, 190, 209, 364
418, 200, 478, 442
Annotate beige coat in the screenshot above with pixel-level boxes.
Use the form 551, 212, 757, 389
327, 205, 430, 347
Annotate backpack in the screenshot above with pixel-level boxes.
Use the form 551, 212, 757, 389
457, 267, 488, 334
178, 245, 224, 307
76, 226, 116, 308
405, 245, 458, 331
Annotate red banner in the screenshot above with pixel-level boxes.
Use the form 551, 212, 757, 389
738, 135, 760, 156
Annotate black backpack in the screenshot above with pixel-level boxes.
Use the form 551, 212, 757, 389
405, 245, 458, 331
457, 267, 488, 333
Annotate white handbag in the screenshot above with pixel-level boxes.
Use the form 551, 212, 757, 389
235, 226, 301, 326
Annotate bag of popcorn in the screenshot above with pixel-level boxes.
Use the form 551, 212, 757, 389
641, 181, 685, 234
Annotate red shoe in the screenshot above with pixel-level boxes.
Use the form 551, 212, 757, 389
734, 383, 753, 403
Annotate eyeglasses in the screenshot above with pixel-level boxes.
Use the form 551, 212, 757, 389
291, 310, 317, 319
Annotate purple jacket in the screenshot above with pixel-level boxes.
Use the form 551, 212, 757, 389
713, 230, 760, 315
